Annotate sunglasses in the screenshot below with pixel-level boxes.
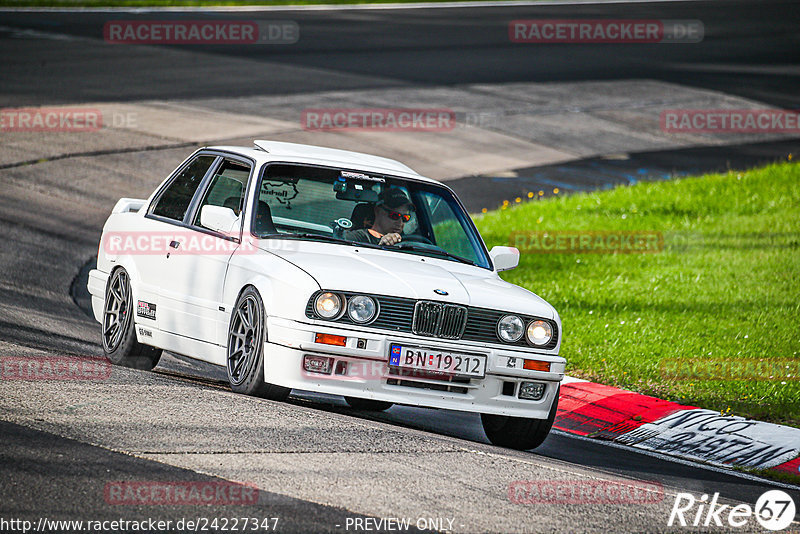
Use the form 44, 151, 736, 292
380, 206, 412, 222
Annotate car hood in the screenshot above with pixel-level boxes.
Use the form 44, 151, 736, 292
260, 240, 555, 319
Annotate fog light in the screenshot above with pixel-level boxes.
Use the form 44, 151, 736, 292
303, 355, 333, 374
518, 381, 546, 401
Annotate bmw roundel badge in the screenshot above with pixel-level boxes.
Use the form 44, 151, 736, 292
433, 289, 448, 295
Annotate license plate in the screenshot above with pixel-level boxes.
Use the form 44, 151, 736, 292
389, 343, 486, 378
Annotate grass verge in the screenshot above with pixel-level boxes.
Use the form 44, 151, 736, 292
475, 160, 800, 428
734, 466, 800, 487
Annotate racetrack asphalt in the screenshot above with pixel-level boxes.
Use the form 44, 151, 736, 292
1, 1, 799, 532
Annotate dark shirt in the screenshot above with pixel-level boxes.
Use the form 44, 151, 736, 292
343, 228, 381, 245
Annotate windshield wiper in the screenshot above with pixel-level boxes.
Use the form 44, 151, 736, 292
262, 233, 383, 250
394, 242, 478, 266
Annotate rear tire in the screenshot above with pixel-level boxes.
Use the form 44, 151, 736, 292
481, 386, 559, 450
345, 397, 393, 411
227, 286, 290, 402
101, 268, 162, 370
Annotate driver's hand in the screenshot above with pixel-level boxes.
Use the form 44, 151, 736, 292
379, 233, 402, 246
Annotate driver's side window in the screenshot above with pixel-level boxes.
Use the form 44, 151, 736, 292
192, 159, 251, 230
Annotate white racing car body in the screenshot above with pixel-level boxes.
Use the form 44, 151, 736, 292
88, 140, 565, 449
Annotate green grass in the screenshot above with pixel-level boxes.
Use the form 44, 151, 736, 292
734, 466, 800, 487
474, 160, 800, 427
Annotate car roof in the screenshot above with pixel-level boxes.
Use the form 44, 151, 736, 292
205, 141, 442, 185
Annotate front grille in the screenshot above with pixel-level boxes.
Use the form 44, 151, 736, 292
412, 301, 467, 339
305, 291, 558, 350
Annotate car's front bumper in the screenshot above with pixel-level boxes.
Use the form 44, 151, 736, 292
264, 317, 564, 418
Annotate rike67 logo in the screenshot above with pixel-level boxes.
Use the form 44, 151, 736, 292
669, 490, 796, 531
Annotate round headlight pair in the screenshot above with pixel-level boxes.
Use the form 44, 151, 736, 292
497, 315, 553, 346
313, 292, 377, 324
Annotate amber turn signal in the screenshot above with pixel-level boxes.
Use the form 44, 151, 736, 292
315, 333, 347, 346
523, 359, 550, 372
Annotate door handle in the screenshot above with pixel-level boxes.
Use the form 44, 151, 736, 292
169, 240, 180, 249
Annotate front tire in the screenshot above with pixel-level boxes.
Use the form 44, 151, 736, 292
345, 397, 393, 411
481, 386, 559, 450
101, 268, 162, 370
227, 287, 290, 402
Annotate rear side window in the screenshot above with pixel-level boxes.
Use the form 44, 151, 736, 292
151, 155, 216, 221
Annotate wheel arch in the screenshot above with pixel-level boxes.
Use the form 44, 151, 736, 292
221, 259, 320, 326
105, 257, 145, 295
225, 276, 274, 322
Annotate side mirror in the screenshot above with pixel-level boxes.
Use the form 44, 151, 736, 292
489, 246, 520, 272
200, 205, 239, 235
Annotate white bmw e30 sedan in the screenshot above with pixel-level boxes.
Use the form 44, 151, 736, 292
88, 140, 565, 450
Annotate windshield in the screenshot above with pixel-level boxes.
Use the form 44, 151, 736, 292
252, 163, 491, 269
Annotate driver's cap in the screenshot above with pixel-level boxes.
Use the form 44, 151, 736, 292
378, 188, 415, 211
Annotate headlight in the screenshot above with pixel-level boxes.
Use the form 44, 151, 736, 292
497, 315, 524, 343
347, 295, 378, 323
526, 320, 553, 346
314, 292, 343, 319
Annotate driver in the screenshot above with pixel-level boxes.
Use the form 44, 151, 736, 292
344, 188, 414, 246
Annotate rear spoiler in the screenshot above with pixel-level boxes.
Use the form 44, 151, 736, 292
111, 198, 147, 214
